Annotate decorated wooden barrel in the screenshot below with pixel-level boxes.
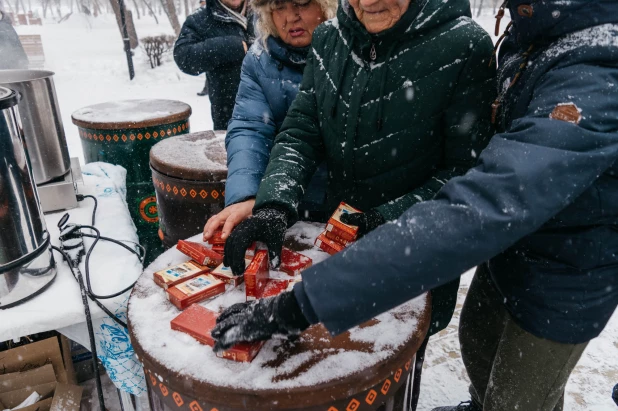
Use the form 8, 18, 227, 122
128, 223, 432, 411
149, 130, 227, 248
71, 100, 192, 263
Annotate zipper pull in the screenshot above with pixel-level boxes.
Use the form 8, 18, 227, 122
495, 0, 508, 36
370, 43, 377, 61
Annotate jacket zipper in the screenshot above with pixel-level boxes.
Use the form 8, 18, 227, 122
370, 43, 377, 61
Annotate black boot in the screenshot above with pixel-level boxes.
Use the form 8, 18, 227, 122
432, 400, 482, 411
612, 383, 618, 406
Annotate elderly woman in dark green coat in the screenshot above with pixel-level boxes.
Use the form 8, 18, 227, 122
219, 0, 495, 338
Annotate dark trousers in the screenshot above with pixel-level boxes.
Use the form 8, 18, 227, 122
459, 265, 588, 411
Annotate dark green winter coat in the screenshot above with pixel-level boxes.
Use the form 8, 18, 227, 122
255, 0, 496, 334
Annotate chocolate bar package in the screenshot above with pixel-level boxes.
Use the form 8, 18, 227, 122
170, 304, 264, 362
166, 274, 225, 310
210, 261, 251, 288
206, 231, 226, 246
324, 230, 353, 247
315, 231, 346, 255
280, 247, 312, 276
260, 279, 290, 299
325, 202, 362, 243
177, 240, 224, 268
244, 250, 269, 301
153, 260, 210, 290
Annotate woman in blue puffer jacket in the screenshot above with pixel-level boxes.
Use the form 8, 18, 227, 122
203, 0, 336, 241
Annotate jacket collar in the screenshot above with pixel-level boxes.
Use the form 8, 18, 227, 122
265, 36, 309, 69
209, 0, 248, 29
507, 0, 618, 46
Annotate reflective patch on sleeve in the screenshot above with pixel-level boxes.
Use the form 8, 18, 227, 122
549, 102, 582, 124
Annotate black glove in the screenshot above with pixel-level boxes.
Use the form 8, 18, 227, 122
211, 291, 309, 351
339, 209, 385, 238
224, 207, 288, 275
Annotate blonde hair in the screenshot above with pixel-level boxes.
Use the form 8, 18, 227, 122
252, 0, 338, 48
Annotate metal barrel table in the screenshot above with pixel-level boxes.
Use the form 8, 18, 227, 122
71, 100, 192, 264
150, 130, 227, 248
128, 222, 431, 411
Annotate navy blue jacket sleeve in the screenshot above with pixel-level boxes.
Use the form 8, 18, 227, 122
174, 13, 246, 75
294, 63, 618, 335
224, 50, 277, 206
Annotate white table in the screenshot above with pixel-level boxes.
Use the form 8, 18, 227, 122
0, 162, 146, 399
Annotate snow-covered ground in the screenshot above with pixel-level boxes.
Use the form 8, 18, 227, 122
13, 9, 617, 411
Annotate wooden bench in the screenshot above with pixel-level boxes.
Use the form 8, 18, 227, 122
18, 35, 45, 69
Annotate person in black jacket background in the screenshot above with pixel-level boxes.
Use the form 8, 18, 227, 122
174, 0, 255, 129
0, 11, 28, 70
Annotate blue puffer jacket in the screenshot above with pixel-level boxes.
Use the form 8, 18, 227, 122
225, 36, 327, 213
294, 0, 618, 344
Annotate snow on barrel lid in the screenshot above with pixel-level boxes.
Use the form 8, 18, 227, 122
149, 131, 227, 181
127, 223, 431, 397
71, 99, 191, 130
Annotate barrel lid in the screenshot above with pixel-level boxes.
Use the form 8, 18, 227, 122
71, 99, 191, 130
0, 86, 19, 110
150, 131, 227, 181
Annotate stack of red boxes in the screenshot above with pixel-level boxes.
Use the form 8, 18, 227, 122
157, 230, 313, 362
315, 202, 360, 255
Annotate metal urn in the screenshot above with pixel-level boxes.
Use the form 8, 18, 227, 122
0, 86, 57, 309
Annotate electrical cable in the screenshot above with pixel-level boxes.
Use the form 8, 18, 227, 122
77, 194, 97, 226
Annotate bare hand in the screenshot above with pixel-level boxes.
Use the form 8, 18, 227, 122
203, 199, 255, 241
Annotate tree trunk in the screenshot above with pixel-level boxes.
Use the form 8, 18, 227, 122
109, 0, 139, 48
131, 0, 139, 18
183, 0, 188, 17
160, 0, 180, 34
141, 0, 157, 22
476, 0, 483, 17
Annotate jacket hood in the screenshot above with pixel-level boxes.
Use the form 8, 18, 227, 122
507, 0, 618, 46
266, 36, 309, 69
337, 0, 471, 46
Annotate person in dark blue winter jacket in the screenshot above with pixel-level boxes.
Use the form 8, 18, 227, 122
174, 0, 255, 130
202, 0, 336, 241
212, 0, 618, 409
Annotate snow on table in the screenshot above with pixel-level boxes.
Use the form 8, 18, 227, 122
128, 222, 428, 391
149, 131, 227, 176
0, 162, 143, 341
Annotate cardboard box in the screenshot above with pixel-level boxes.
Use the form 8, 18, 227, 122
153, 260, 210, 289
259, 279, 290, 299
212, 244, 225, 254
244, 250, 269, 301
171, 305, 264, 363
177, 240, 224, 268
315, 231, 346, 255
0, 338, 67, 383
210, 261, 250, 288
166, 275, 226, 310
0, 339, 81, 411
50, 383, 83, 411
324, 230, 353, 246
325, 202, 361, 243
280, 247, 312, 276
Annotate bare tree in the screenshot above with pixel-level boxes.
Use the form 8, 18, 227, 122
141, 0, 158, 23
160, 0, 180, 34
110, 0, 139, 48
183, 0, 187, 17
131, 0, 140, 18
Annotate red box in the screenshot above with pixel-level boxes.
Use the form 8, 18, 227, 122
315, 231, 346, 255
244, 250, 269, 301
171, 304, 264, 363
325, 202, 362, 243
212, 244, 225, 254
177, 240, 224, 268
259, 279, 290, 299
166, 274, 225, 310
210, 261, 250, 288
245, 242, 257, 258
280, 247, 312, 276
207, 231, 226, 246
324, 230, 353, 247
153, 260, 210, 290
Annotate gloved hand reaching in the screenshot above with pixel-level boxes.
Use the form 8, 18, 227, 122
211, 291, 309, 351
223, 207, 288, 275
339, 209, 385, 238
